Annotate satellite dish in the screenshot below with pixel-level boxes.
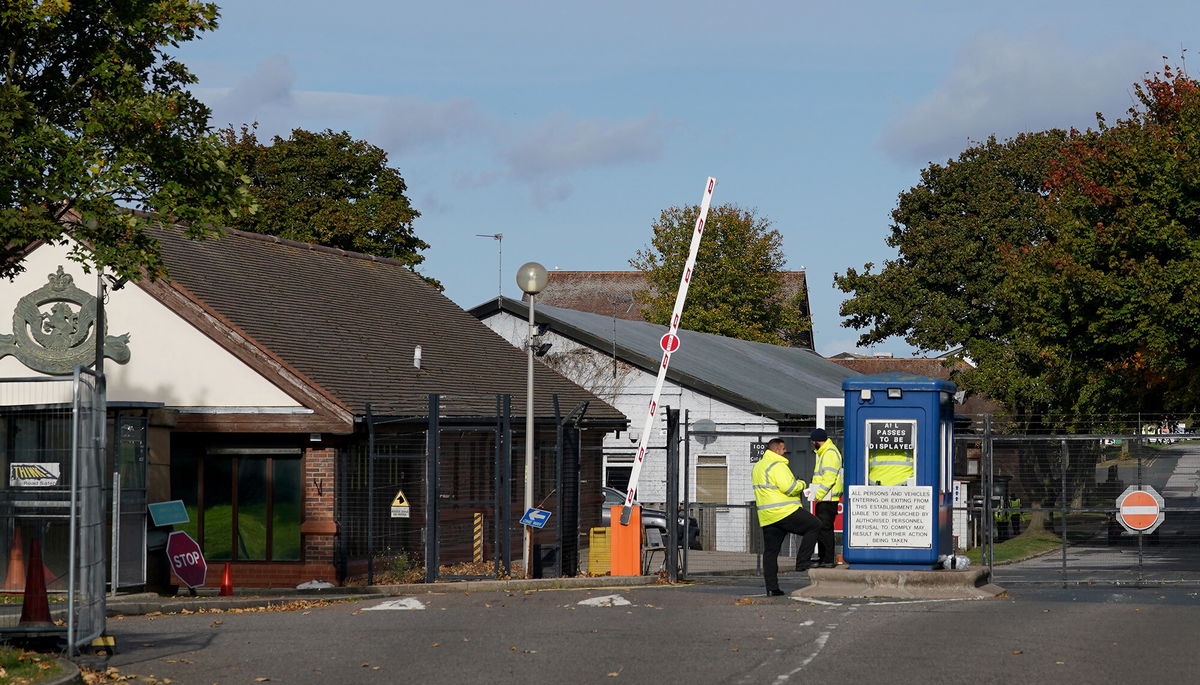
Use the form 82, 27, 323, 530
692, 418, 718, 446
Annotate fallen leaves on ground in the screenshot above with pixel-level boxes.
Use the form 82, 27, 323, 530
81, 665, 172, 683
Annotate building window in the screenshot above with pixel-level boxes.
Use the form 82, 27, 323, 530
696, 456, 727, 503
171, 447, 302, 561
604, 453, 633, 491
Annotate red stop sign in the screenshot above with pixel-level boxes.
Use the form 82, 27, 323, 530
166, 531, 208, 588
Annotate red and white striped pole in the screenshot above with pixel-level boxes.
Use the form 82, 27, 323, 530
619, 176, 716, 526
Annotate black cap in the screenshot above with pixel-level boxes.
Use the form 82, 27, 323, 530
810, 428, 828, 443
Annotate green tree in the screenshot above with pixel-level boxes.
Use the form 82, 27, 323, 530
630, 203, 810, 345
835, 65, 1200, 419
1, 0, 251, 281
835, 130, 1070, 413
218, 125, 428, 269
1020, 65, 1200, 415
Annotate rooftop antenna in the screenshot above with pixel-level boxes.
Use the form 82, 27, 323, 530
475, 233, 503, 300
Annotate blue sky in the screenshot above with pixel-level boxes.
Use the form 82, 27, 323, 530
176, 1, 1195, 356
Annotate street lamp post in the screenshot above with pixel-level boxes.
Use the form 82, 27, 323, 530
515, 261, 548, 578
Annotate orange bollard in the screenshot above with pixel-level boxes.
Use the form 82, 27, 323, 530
3, 528, 26, 593
609, 505, 642, 576
218, 562, 234, 596
18, 538, 52, 627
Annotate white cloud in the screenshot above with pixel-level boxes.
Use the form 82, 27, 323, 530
501, 112, 671, 180
374, 96, 490, 153
206, 55, 295, 128
880, 33, 1161, 165
530, 180, 574, 208
195, 57, 674, 208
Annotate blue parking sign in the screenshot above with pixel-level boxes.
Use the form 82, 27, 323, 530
520, 507, 552, 529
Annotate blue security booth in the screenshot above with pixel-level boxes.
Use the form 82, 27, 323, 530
842, 372, 955, 569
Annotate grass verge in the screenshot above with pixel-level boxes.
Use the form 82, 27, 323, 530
0, 647, 61, 683
965, 532, 1063, 566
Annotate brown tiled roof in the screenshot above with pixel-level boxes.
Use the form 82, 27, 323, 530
826, 357, 1001, 414
531, 270, 813, 348
147, 227, 625, 422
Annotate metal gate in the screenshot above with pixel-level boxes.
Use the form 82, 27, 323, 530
964, 415, 1200, 586
0, 368, 107, 654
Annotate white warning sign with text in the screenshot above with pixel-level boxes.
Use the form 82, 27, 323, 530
848, 485, 933, 548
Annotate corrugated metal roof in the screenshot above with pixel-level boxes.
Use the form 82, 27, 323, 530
471, 297, 859, 419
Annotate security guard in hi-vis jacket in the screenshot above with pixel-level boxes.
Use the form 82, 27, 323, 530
808, 429, 843, 567
752, 438, 821, 596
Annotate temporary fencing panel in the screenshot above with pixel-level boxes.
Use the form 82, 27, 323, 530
0, 370, 108, 654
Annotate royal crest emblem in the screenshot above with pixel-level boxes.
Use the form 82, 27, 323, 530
0, 266, 131, 375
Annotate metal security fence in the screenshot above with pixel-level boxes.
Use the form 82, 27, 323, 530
962, 414, 1200, 587
0, 369, 107, 655
671, 410, 1200, 585
678, 413, 845, 577
337, 393, 588, 584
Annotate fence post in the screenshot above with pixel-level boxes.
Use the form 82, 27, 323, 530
1060, 439, 1069, 586
366, 403, 374, 585
665, 407, 680, 582
425, 394, 440, 584
501, 395, 512, 576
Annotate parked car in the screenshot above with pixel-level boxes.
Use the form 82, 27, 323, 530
601, 487, 702, 550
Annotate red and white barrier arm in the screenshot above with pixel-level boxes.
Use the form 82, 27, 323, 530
619, 176, 716, 526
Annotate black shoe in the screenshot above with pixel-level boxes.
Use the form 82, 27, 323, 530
766, 589, 787, 597
817, 561, 838, 569
795, 565, 811, 572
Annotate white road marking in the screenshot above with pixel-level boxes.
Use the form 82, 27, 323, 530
774, 631, 831, 683
578, 594, 632, 607
364, 597, 426, 611
789, 597, 842, 606
859, 597, 981, 606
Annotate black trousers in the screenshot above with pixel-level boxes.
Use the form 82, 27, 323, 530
814, 501, 839, 564
761, 507, 821, 593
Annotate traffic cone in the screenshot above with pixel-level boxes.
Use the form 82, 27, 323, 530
3, 528, 25, 593
18, 538, 52, 627
218, 563, 233, 596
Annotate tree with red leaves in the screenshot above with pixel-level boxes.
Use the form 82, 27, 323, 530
837, 64, 1200, 421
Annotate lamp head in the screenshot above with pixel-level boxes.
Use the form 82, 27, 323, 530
516, 262, 548, 295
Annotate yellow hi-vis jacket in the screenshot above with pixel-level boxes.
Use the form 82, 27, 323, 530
752, 449, 807, 526
811, 439, 843, 502
868, 448, 914, 486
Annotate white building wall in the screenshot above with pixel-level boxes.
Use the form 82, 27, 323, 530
482, 311, 783, 552
1, 244, 301, 409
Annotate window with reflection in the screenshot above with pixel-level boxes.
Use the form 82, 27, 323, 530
170, 444, 302, 561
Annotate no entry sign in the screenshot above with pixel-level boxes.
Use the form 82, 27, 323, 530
1116, 486, 1165, 534
166, 531, 208, 588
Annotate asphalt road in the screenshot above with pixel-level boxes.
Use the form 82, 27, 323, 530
101, 578, 1199, 684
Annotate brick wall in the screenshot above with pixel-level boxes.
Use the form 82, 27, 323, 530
303, 446, 337, 564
